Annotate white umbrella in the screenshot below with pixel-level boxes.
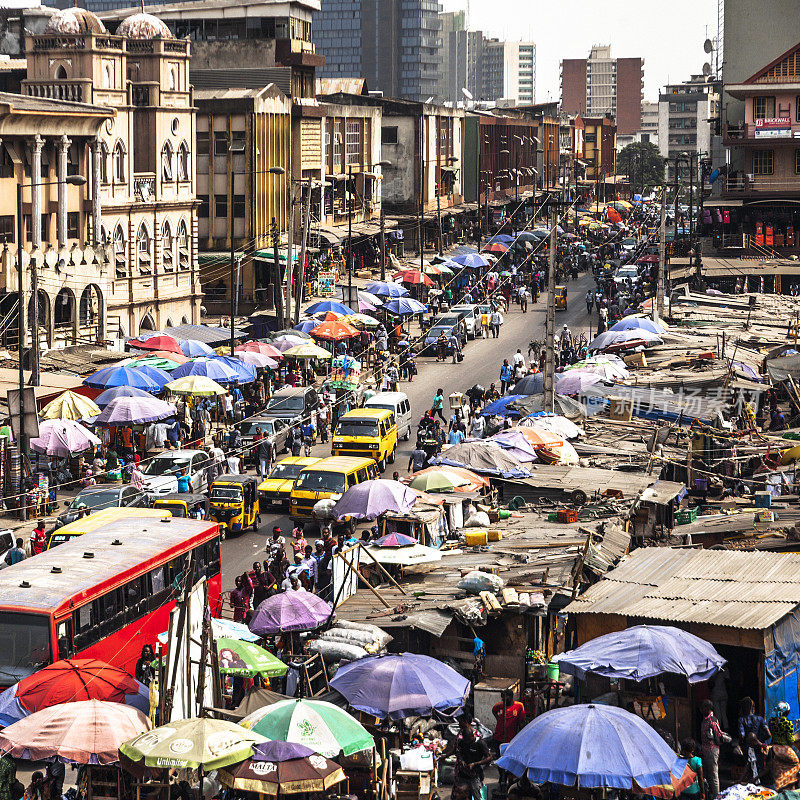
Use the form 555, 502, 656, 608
521, 414, 582, 440
570, 362, 629, 381
236, 351, 279, 369
357, 290, 383, 307
365, 543, 442, 566
588, 329, 663, 351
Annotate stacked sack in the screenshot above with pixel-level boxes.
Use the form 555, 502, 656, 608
310, 620, 393, 662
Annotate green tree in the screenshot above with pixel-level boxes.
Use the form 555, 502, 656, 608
617, 141, 666, 196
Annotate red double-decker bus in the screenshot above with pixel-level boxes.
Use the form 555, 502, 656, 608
0, 514, 221, 685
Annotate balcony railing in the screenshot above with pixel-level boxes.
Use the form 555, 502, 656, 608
725, 121, 800, 142
134, 173, 156, 201
724, 174, 800, 192
26, 81, 88, 102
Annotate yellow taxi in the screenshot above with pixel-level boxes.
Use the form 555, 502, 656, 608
258, 456, 321, 511
331, 407, 397, 472
290, 456, 377, 523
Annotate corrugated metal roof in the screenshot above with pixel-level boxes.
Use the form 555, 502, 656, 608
566, 547, 800, 630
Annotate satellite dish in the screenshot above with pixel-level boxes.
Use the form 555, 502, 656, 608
462, 87, 473, 101
702, 62, 712, 76
703, 38, 713, 53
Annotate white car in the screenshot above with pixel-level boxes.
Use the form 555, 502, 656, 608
450, 304, 481, 339
138, 449, 210, 497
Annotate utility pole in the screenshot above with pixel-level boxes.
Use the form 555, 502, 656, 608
285, 187, 295, 328
270, 218, 283, 326
295, 180, 311, 325
31, 253, 39, 386
379, 205, 386, 282
15, 182, 25, 457
347, 166, 353, 310
543, 202, 557, 412
436, 191, 442, 254
229, 228, 236, 354
655, 187, 667, 324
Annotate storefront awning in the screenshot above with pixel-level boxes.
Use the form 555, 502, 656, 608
704, 198, 744, 207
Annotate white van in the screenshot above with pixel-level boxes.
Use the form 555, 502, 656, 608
365, 392, 412, 441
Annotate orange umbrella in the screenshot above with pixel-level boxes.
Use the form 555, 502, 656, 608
393, 269, 434, 287
129, 350, 188, 365
510, 426, 565, 449
314, 311, 345, 321
311, 320, 361, 341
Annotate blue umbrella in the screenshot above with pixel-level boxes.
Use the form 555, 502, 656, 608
131, 364, 171, 389
366, 281, 410, 298
94, 385, 154, 408
305, 300, 353, 315
214, 355, 257, 384
554, 625, 725, 684
180, 339, 215, 357
496, 704, 681, 788
329, 653, 470, 720
487, 234, 515, 245
514, 374, 544, 395
83, 365, 161, 392
294, 320, 319, 333
451, 253, 489, 269
383, 297, 426, 315
609, 316, 666, 335
480, 395, 527, 418
171, 357, 240, 384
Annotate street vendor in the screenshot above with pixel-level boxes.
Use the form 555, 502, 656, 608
449, 715, 492, 800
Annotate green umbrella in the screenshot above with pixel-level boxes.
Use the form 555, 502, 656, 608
217, 638, 289, 678
120, 718, 268, 770
123, 356, 182, 371
240, 699, 374, 758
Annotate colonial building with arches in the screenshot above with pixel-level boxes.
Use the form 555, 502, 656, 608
1, 4, 202, 348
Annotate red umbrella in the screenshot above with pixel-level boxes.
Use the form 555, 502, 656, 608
129, 350, 189, 364
310, 320, 360, 341
236, 342, 283, 359
128, 334, 183, 355
483, 242, 509, 254
392, 269, 434, 287
637, 255, 659, 264
606, 207, 623, 225
16, 658, 139, 712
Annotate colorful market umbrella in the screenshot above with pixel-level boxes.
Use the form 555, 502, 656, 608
165, 375, 227, 396
217, 639, 289, 679
127, 334, 183, 355
218, 741, 346, 795
330, 653, 470, 720
0, 699, 151, 764
249, 593, 333, 636
30, 419, 100, 457
310, 320, 360, 342
496, 704, 681, 789
40, 391, 101, 422
283, 343, 333, 360
83, 365, 162, 392
236, 342, 283, 359
94, 385, 154, 408
171, 356, 240, 384
393, 269, 434, 287
311, 310, 345, 322
365, 281, 409, 298
94, 395, 176, 426
129, 356, 183, 371
0, 659, 147, 727
331, 479, 417, 520
305, 301, 352, 315
241, 699, 374, 758
408, 467, 488, 493
121, 717, 268, 770
383, 297, 427, 316
215, 355, 258, 384
130, 350, 189, 365
451, 253, 490, 269
131, 364, 171, 388
373, 532, 417, 547
341, 313, 380, 329
483, 241, 509, 254
236, 351, 279, 370
180, 339, 216, 357
554, 625, 725, 684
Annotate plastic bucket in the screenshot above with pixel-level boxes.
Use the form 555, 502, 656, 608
547, 661, 560, 681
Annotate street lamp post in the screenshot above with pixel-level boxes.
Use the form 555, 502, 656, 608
375, 160, 392, 282
16, 174, 86, 443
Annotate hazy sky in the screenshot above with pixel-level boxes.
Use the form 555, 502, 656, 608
440, 0, 720, 103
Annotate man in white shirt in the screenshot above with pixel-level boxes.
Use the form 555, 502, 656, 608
512, 349, 525, 370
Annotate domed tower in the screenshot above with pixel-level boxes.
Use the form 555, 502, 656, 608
43, 6, 107, 36
115, 11, 172, 40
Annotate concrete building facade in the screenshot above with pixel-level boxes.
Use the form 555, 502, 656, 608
561, 45, 644, 135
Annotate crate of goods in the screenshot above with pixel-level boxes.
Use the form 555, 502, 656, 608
556, 508, 578, 524
623, 352, 647, 368
675, 507, 697, 525
609, 396, 634, 422
548, 512, 558, 522
755, 491, 772, 509
755, 509, 775, 523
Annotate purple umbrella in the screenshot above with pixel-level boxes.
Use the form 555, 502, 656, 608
332, 479, 417, 520
490, 430, 538, 462
94, 395, 176, 426
249, 593, 333, 636
329, 653, 470, 720
555, 371, 606, 396
94, 385, 154, 408
30, 420, 100, 457
252, 741, 315, 762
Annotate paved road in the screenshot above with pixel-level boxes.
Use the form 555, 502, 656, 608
220, 272, 598, 586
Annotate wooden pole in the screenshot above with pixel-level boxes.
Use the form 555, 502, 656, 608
358, 543, 408, 594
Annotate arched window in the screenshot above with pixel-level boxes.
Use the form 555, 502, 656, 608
99, 226, 109, 247
177, 219, 189, 270
137, 224, 151, 273
162, 221, 174, 270
169, 65, 178, 91
99, 142, 110, 184
177, 141, 189, 181
103, 63, 113, 89
161, 140, 173, 182
113, 224, 126, 278
113, 140, 125, 183
55, 65, 67, 80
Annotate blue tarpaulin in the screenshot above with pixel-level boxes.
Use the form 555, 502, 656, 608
480, 395, 527, 418
767, 610, 800, 721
